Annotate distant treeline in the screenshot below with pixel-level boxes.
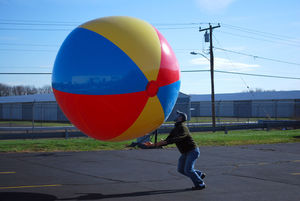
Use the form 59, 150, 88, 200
243, 88, 276, 93
0, 83, 52, 96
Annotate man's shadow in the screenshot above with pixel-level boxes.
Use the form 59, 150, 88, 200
59, 188, 193, 200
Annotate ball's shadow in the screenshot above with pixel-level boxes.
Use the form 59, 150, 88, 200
0, 192, 57, 201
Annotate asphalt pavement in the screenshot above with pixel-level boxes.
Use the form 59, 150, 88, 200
0, 143, 300, 201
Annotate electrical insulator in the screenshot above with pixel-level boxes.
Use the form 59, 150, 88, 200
204, 31, 209, 42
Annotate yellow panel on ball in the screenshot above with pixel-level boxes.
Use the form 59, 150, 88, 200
80, 16, 161, 82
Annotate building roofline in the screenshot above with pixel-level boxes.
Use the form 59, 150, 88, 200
190, 90, 300, 102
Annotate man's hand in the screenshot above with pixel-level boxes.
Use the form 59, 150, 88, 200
143, 142, 154, 147
143, 140, 167, 148
155, 140, 167, 147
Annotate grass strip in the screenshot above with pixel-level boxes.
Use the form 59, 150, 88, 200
0, 129, 299, 153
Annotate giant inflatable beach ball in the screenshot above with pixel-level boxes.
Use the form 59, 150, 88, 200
52, 16, 180, 142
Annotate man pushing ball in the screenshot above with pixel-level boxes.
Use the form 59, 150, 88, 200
147, 110, 206, 190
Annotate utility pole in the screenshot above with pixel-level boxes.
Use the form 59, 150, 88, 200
199, 23, 220, 132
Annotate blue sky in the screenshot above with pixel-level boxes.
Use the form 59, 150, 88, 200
0, 0, 299, 94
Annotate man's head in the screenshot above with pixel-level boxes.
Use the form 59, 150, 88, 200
175, 110, 187, 122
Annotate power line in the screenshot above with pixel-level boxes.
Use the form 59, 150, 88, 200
212, 34, 251, 90
0, 42, 59, 47
219, 30, 300, 48
181, 70, 210, 73
152, 22, 211, 26
0, 18, 81, 24
222, 23, 300, 43
181, 69, 300, 80
0, 47, 194, 53
0, 28, 71, 31
156, 26, 197, 30
0, 22, 77, 26
0, 22, 204, 27
0, 73, 52, 75
2, 18, 294, 41
0, 48, 193, 53
1, 47, 299, 67
0, 26, 198, 31
212, 33, 274, 118
0, 66, 51, 68
215, 70, 300, 80
0, 18, 298, 45
2, 70, 300, 80
0, 18, 210, 26
0, 49, 57, 52
0, 19, 206, 31
214, 47, 300, 66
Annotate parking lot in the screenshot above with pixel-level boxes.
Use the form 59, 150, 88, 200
1, 143, 300, 201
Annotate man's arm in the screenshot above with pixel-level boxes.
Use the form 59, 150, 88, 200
144, 140, 167, 148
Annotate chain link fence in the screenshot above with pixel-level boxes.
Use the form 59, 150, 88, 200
0, 99, 299, 128
0, 100, 299, 139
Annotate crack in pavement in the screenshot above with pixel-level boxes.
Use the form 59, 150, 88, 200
224, 173, 300, 187
13, 157, 129, 183
9, 155, 181, 185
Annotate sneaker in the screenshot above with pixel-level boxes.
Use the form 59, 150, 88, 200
200, 173, 206, 179
192, 184, 206, 190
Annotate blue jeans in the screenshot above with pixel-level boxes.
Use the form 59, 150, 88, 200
177, 148, 204, 187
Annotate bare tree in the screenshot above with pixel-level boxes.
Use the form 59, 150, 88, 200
40, 85, 53, 94
16, 85, 26, 95
25, 85, 38, 95
0, 83, 52, 96
243, 88, 276, 93
0, 83, 10, 96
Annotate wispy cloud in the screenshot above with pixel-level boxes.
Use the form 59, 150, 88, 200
195, 0, 236, 13
190, 57, 260, 71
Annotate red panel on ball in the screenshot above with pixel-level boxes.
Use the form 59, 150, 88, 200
53, 89, 149, 141
154, 27, 180, 87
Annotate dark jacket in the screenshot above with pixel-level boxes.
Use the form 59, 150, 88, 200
165, 122, 197, 154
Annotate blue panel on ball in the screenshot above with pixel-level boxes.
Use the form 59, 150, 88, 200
52, 27, 148, 95
157, 80, 181, 120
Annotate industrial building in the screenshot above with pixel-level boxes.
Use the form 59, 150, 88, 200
190, 91, 300, 118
